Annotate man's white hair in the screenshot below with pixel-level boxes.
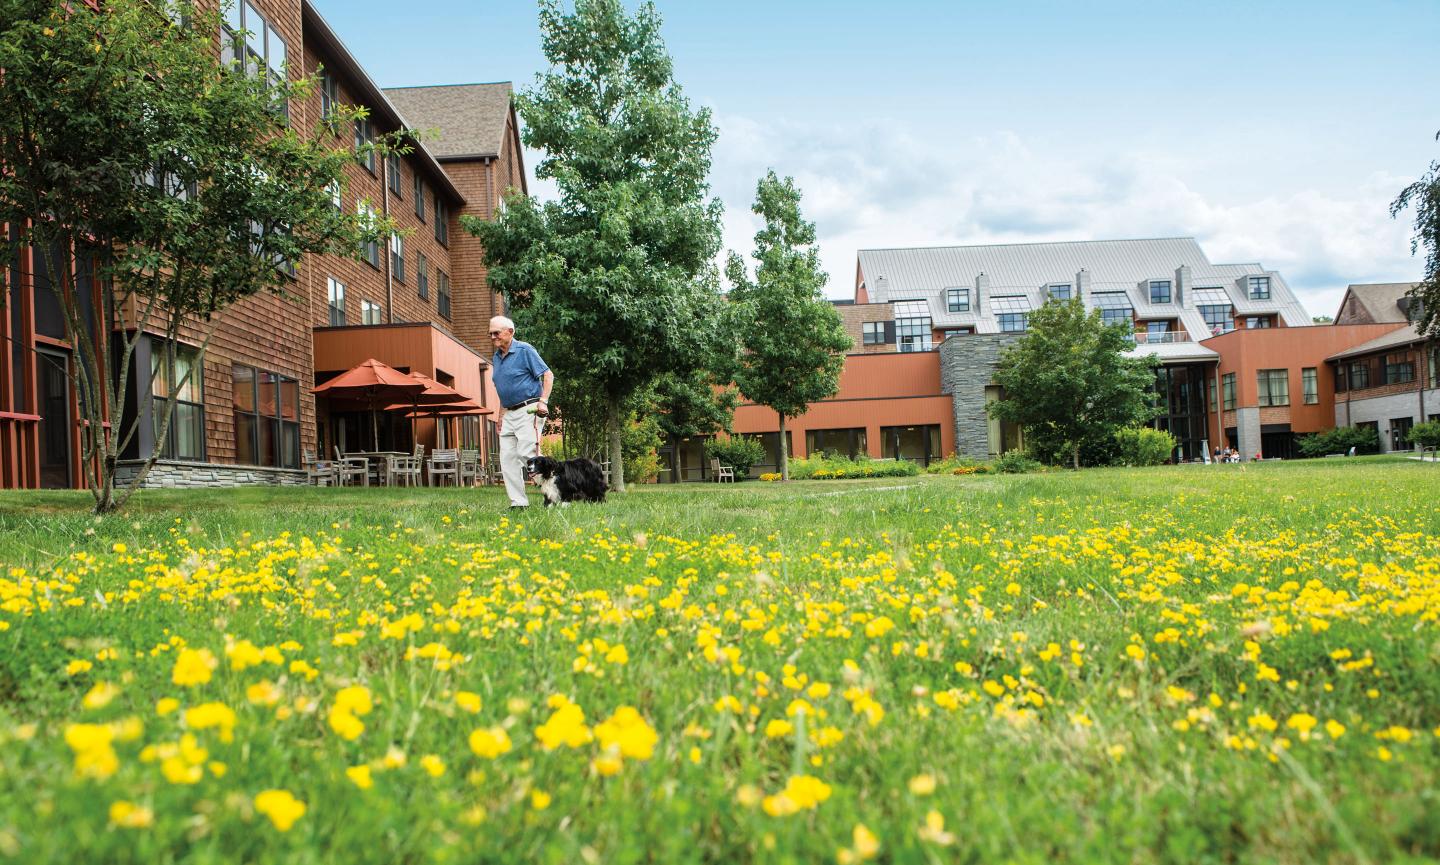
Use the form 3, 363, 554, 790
490, 315, 515, 332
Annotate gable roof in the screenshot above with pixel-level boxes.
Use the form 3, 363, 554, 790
1335, 282, 1418, 324
1326, 323, 1429, 361
382, 83, 515, 161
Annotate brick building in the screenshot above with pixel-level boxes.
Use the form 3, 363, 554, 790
1, 0, 525, 489
1327, 283, 1438, 451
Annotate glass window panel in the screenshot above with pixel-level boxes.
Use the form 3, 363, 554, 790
232, 365, 255, 412
258, 417, 277, 467
1192, 288, 1231, 306
1149, 280, 1172, 304
1047, 284, 1072, 301
279, 377, 298, 421
235, 412, 257, 465
990, 296, 1033, 313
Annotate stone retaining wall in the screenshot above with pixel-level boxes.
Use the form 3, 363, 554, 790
114, 460, 308, 489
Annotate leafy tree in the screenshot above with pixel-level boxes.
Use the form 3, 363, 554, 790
1312, 315, 1334, 324
0, 0, 393, 512
987, 299, 1157, 469
1407, 420, 1440, 455
726, 171, 851, 480
1392, 130, 1440, 337
463, 0, 725, 492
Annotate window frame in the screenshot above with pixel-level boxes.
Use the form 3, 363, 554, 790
1256, 369, 1289, 407
390, 233, 405, 283
413, 175, 425, 222
416, 251, 429, 301
327, 277, 346, 326
1384, 352, 1415, 384
1222, 373, 1237, 411
1148, 280, 1172, 304
357, 202, 379, 268
1302, 367, 1318, 404
1047, 283, 1073, 302
433, 196, 449, 246
360, 298, 383, 326
437, 269, 452, 320
1199, 304, 1235, 336
354, 116, 376, 174
1247, 276, 1271, 300
387, 154, 403, 197
945, 287, 970, 313
232, 363, 300, 470
150, 339, 205, 462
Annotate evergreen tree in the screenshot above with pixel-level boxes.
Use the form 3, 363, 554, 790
726, 171, 851, 481
463, 0, 725, 492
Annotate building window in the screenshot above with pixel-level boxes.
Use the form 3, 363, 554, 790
320, 71, 339, 122
1302, 367, 1318, 404
437, 270, 451, 319
1222, 373, 1236, 411
893, 300, 932, 352
390, 234, 405, 283
1093, 292, 1134, 329
1247, 276, 1271, 300
354, 116, 375, 174
1200, 304, 1234, 335
1208, 375, 1217, 413
358, 203, 379, 268
992, 296, 1032, 333
434, 197, 449, 246
1390, 417, 1414, 451
414, 175, 425, 221
882, 424, 942, 466
1244, 316, 1273, 329
232, 364, 300, 469
151, 340, 204, 461
941, 328, 973, 340
945, 287, 970, 313
417, 252, 429, 300
1146, 321, 1170, 337
222, 2, 288, 118
1047, 283, 1073, 302
861, 321, 887, 346
387, 154, 403, 196
1257, 369, 1289, 407
1430, 347, 1439, 386
805, 428, 867, 460
327, 277, 346, 326
1349, 360, 1371, 390
1384, 352, 1415, 384
361, 299, 382, 326
327, 180, 342, 212
1149, 280, 1172, 304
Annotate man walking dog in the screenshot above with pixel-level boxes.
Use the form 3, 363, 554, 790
490, 316, 552, 510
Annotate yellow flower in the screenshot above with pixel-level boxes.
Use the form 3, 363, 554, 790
254, 789, 306, 831
908, 773, 936, 796
346, 765, 373, 789
171, 648, 217, 687
851, 823, 880, 860
592, 750, 623, 776
108, 801, 153, 828
111, 542, 126, 554
762, 774, 831, 816
455, 691, 482, 714
604, 644, 629, 665
155, 697, 180, 716
184, 702, 237, 742
420, 754, 445, 777
66, 659, 93, 676
382, 746, 407, 769
468, 726, 513, 759
1325, 719, 1346, 739
594, 706, 657, 760
764, 719, 793, 738
247, 680, 282, 706
535, 700, 592, 750
530, 790, 552, 810
83, 682, 121, 710
333, 685, 373, 716
328, 708, 365, 741
64, 723, 119, 779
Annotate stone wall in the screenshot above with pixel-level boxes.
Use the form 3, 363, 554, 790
1335, 388, 1440, 451
114, 460, 309, 489
938, 334, 1021, 458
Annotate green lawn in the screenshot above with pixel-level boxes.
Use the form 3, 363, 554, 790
0, 458, 1436, 864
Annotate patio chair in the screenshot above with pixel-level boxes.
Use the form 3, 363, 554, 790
333, 446, 368, 487
458, 449, 481, 487
710, 457, 735, 483
426, 448, 460, 487
386, 452, 422, 487
303, 449, 336, 486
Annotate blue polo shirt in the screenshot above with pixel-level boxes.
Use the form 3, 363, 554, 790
492, 339, 549, 408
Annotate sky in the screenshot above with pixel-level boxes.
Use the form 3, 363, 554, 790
313, 0, 1440, 317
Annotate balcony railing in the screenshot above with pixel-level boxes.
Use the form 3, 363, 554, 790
1131, 331, 1192, 345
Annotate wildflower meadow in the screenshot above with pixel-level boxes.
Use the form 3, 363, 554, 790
0, 457, 1436, 864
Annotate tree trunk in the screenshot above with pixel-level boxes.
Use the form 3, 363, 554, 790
1072, 442, 1081, 470
608, 399, 626, 493
779, 414, 789, 481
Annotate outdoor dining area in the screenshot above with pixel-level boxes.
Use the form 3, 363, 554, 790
302, 358, 497, 488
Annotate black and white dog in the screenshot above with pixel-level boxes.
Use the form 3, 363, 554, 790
525, 455, 607, 506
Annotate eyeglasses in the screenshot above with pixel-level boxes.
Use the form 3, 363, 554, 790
488, 330, 506, 337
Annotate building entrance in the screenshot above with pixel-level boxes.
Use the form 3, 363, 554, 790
36, 349, 71, 488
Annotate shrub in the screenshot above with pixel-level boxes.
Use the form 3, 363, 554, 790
994, 451, 1042, 474
1112, 427, 1178, 467
788, 455, 919, 480
704, 435, 767, 478
1296, 426, 1381, 458
1408, 420, 1440, 451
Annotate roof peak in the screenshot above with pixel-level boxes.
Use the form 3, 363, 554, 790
382, 81, 513, 91
860, 236, 1199, 254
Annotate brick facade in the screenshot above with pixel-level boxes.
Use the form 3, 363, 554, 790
834, 302, 897, 354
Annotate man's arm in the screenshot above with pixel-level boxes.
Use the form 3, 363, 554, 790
538, 370, 554, 414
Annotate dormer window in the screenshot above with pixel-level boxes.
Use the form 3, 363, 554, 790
1148, 280, 1172, 304
1047, 283, 1073, 302
945, 287, 970, 313
1247, 276, 1271, 300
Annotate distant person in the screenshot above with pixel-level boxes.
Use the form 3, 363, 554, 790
490, 316, 552, 510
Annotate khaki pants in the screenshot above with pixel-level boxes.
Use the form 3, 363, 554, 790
499, 406, 542, 506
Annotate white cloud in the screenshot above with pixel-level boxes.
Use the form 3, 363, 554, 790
709, 113, 1423, 319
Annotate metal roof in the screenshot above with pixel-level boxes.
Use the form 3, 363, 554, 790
857, 237, 1311, 331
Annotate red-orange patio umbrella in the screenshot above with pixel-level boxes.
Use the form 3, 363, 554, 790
313, 358, 427, 450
